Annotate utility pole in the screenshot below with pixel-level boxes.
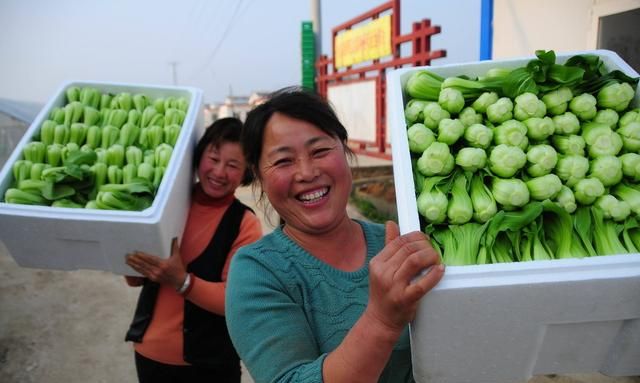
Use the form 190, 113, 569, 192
311, 0, 322, 60
168, 61, 179, 85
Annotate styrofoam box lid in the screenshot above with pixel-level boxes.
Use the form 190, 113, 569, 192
0, 80, 203, 275
386, 50, 640, 382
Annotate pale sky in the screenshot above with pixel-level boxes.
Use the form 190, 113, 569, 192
0, 0, 480, 105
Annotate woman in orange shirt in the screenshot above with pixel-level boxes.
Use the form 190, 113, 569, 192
124, 117, 262, 383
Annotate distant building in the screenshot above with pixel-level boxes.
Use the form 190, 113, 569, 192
218, 95, 250, 121
493, 0, 638, 71
248, 92, 269, 107
204, 91, 270, 126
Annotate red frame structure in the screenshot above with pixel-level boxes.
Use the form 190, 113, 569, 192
316, 0, 446, 159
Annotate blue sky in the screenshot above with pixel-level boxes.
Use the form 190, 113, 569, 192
0, 0, 480, 105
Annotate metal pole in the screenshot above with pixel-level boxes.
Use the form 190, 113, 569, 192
311, 0, 322, 59
393, 0, 401, 58
169, 61, 179, 85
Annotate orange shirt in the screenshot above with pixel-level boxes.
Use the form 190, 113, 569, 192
133, 187, 262, 365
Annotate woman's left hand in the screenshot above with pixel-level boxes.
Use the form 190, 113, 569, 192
125, 237, 187, 290
366, 221, 444, 333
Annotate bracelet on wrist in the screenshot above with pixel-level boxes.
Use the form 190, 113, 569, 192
176, 273, 192, 295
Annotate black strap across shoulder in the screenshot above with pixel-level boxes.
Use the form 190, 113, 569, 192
183, 198, 249, 366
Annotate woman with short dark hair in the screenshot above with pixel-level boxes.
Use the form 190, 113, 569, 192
125, 117, 262, 383
226, 87, 444, 383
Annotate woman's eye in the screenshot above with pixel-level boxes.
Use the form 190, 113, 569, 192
273, 158, 292, 166
313, 147, 332, 157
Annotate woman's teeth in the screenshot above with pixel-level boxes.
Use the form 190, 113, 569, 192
299, 187, 328, 203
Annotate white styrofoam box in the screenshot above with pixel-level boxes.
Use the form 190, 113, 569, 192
0, 80, 204, 276
386, 50, 640, 383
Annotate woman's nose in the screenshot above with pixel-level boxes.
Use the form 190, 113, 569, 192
211, 162, 226, 177
294, 158, 318, 181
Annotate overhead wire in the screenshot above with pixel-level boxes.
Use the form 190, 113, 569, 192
165, 0, 217, 83
186, 0, 255, 82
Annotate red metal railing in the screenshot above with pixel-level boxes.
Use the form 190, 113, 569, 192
316, 0, 446, 159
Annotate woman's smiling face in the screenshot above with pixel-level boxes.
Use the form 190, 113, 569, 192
259, 112, 352, 234
198, 141, 246, 199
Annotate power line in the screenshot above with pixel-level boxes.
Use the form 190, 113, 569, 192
169, 0, 208, 61
187, 0, 255, 82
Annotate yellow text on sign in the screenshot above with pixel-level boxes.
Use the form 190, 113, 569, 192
335, 15, 392, 69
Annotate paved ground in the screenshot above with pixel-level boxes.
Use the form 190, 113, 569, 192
0, 155, 638, 383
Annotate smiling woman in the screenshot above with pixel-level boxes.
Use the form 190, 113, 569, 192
123, 117, 262, 383
225, 86, 445, 383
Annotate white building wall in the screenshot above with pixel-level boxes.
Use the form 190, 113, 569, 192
493, 0, 640, 59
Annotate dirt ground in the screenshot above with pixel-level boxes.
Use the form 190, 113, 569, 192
0, 243, 140, 382
1, 163, 639, 382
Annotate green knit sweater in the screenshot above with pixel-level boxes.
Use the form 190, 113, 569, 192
225, 220, 414, 383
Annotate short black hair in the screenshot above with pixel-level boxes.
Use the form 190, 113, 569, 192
193, 117, 253, 185
242, 86, 351, 181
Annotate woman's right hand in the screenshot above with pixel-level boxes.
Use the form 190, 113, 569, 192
365, 221, 445, 335
125, 238, 187, 290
